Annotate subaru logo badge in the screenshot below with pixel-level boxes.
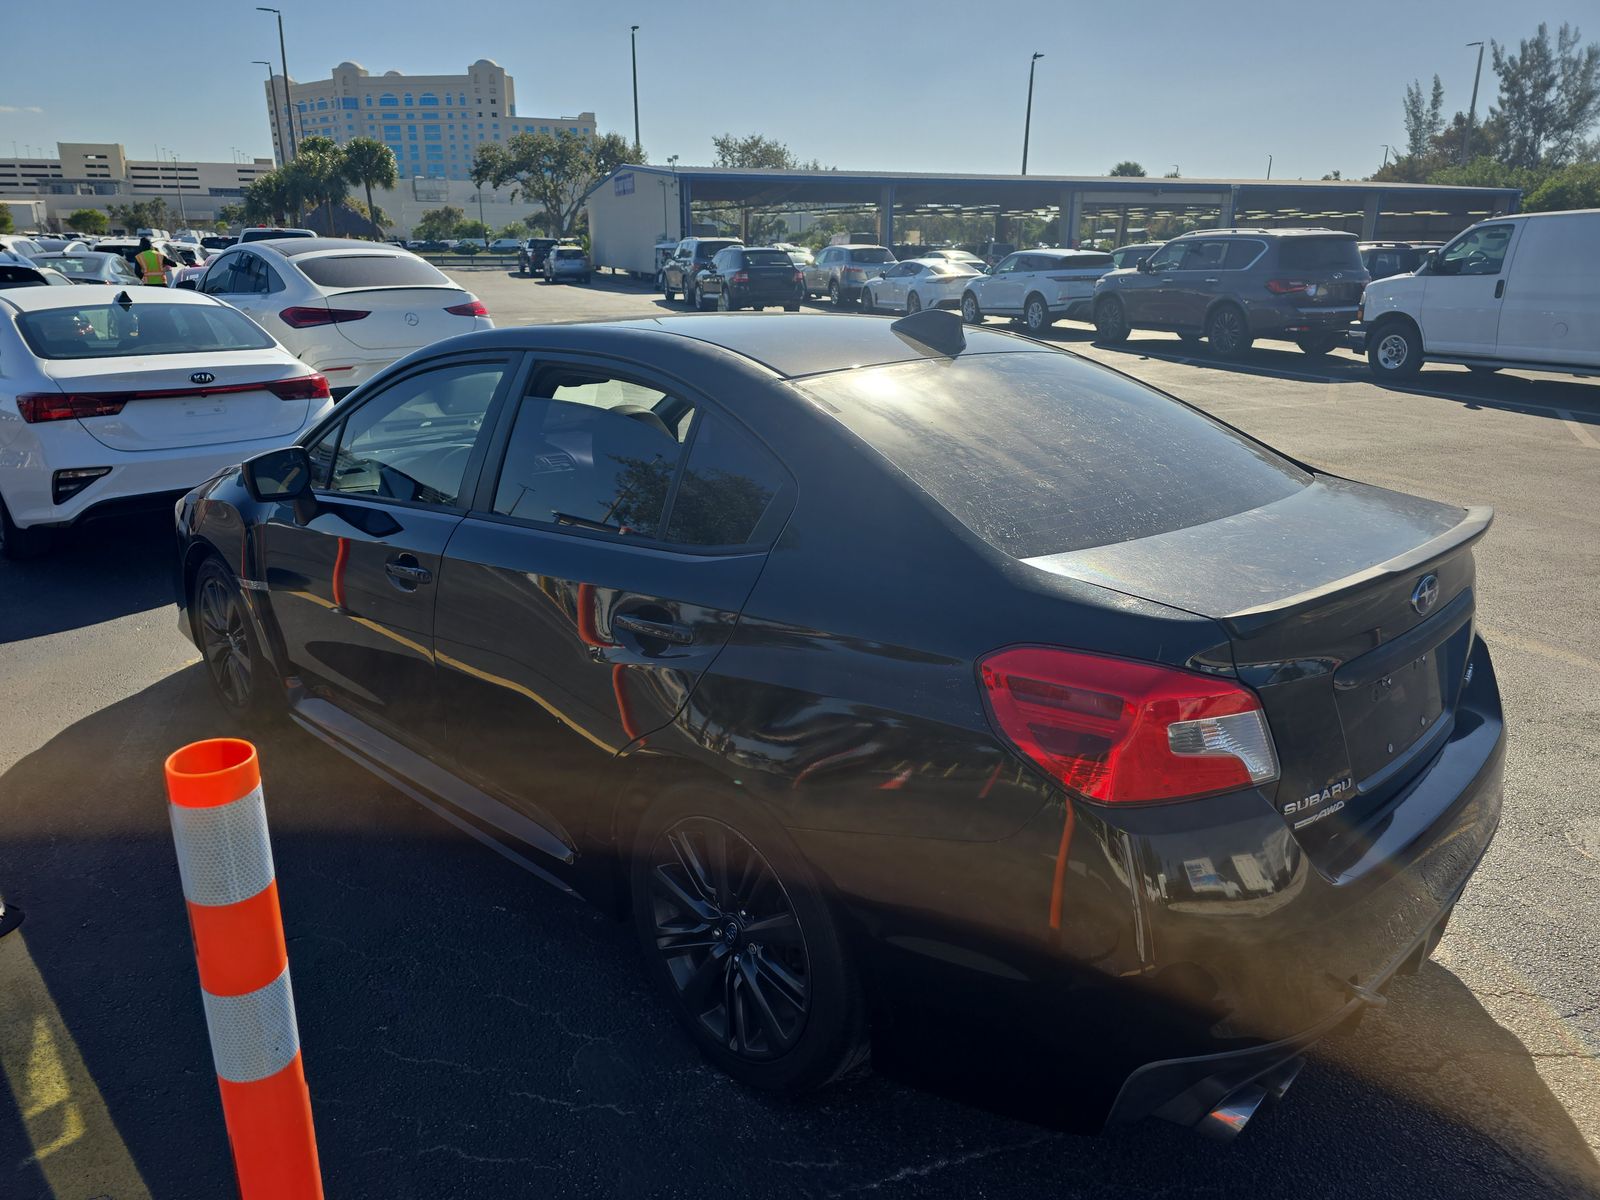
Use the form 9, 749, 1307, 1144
404, 312, 419, 326
1411, 573, 1439, 615
190, 371, 215, 385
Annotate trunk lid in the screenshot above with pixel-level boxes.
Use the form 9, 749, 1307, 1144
1024, 478, 1490, 860
41, 350, 312, 451
322, 287, 480, 351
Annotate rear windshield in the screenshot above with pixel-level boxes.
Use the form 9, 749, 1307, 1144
1277, 236, 1362, 272
797, 352, 1309, 558
15, 301, 276, 359
554, 248, 586, 259
743, 250, 793, 267
696, 241, 739, 258
297, 254, 450, 289
849, 248, 894, 264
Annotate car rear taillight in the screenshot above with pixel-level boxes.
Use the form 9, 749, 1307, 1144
445, 299, 489, 317
278, 305, 370, 328
730, 272, 749, 285
266, 374, 332, 401
979, 646, 1278, 804
16, 393, 128, 423
793, 271, 805, 284
842, 266, 864, 277
1265, 279, 1311, 295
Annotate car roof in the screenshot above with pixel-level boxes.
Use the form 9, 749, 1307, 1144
0, 281, 225, 314
32, 250, 120, 261
1177, 227, 1353, 239
245, 237, 404, 258
448, 313, 1039, 380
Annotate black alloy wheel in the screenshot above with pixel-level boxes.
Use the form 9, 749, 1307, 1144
632, 791, 867, 1092
1093, 296, 1129, 343
860, 286, 876, 314
193, 559, 272, 719
688, 282, 700, 310
1206, 304, 1251, 358
829, 280, 844, 308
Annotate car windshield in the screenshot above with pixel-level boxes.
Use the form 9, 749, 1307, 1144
15, 301, 276, 359
1277, 236, 1362, 271
797, 352, 1309, 558
849, 248, 893, 263
298, 255, 451, 289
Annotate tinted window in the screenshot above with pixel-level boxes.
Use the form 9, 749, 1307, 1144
742, 250, 792, 267
1146, 243, 1183, 270
297, 254, 449, 289
994, 254, 1023, 273
1276, 236, 1362, 272
1435, 224, 1513, 276
798, 353, 1309, 558
199, 255, 239, 294
1223, 240, 1265, 270
492, 374, 690, 537
15, 302, 275, 359
553, 248, 586, 260
849, 248, 893, 264
322, 362, 504, 505
666, 411, 789, 547
1180, 241, 1228, 269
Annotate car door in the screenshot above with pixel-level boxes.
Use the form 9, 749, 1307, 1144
1166, 238, 1228, 329
261, 352, 519, 746
432, 359, 796, 840
876, 262, 910, 309
202, 249, 283, 330
1121, 240, 1181, 324
1488, 214, 1598, 368
1418, 222, 1521, 355
667, 240, 693, 291
804, 248, 831, 294
985, 254, 1026, 313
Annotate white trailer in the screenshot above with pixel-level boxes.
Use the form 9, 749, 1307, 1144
587, 167, 683, 279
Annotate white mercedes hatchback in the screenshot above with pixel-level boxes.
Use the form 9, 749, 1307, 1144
189, 238, 493, 396
0, 285, 333, 558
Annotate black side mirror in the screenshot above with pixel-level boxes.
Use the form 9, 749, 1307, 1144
1137, 258, 1154, 273
175, 278, 198, 290
242, 445, 313, 503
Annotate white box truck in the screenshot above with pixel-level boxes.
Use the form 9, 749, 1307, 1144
588, 168, 682, 281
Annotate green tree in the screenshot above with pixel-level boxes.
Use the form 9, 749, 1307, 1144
67, 208, 108, 234
288, 136, 350, 234
241, 170, 309, 225
457, 219, 490, 241
215, 202, 247, 229
0, 207, 12, 235
107, 199, 173, 234
414, 205, 464, 241
1109, 161, 1146, 177
474, 129, 640, 236
342, 138, 398, 239
1491, 23, 1600, 167
497, 221, 528, 240
1524, 161, 1600, 210
1403, 75, 1446, 159
711, 133, 816, 170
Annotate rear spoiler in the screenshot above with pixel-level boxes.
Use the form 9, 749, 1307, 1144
1223, 506, 1493, 637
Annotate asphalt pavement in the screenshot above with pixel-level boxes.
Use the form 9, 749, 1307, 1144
1, 265, 1597, 1199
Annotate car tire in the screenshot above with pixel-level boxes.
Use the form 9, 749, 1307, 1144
1368, 318, 1424, 378
1093, 296, 1129, 343
860, 287, 876, 315
718, 289, 734, 312
1024, 294, 1052, 335
0, 496, 51, 561
630, 784, 869, 1095
829, 280, 846, 309
1205, 304, 1252, 358
688, 282, 700, 310
191, 557, 279, 723
663, 275, 676, 302
906, 291, 922, 314
1295, 331, 1342, 356
960, 292, 982, 325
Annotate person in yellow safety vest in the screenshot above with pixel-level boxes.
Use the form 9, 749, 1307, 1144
135, 237, 175, 286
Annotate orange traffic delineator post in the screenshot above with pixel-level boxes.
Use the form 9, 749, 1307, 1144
164, 739, 323, 1200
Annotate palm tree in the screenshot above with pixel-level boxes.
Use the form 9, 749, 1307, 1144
290, 136, 350, 235
342, 138, 398, 240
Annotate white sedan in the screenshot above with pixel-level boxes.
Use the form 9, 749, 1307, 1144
190, 237, 492, 397
0, 284, 333, 558
862, 258, 984, 314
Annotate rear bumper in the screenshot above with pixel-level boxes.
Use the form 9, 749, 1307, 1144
1246, 299, 1361, 336
732, 284, 804, 306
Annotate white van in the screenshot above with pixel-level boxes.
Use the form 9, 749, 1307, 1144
1361, 208, 1600, 380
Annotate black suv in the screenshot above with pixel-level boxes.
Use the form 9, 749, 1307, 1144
518, 237, 560, 277
1359, 240, 1440, 280
662, 237, 743, 308
1093, 229, 1370, 357
698, 246, 805, 311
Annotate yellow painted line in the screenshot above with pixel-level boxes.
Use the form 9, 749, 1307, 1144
0, 931, 153, 1199
1480, 626, 1600, 676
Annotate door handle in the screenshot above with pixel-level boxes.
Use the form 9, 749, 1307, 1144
1204, 277, 1220, 283
612, 614, 693, 645
384, 557, 432, 587
1494, 279, 1505, 299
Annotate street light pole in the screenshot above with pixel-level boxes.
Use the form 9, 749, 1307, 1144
667, 153, 679, 238
254, 60, 285, 167
171, 152, 188, 226
257, 8, 297, 160
1266, 153, 1273, 180
630, 25, 641, 158
1021, 52, 1043, 175
1463, 41, 1485, 164
1381, 144, 1394, 169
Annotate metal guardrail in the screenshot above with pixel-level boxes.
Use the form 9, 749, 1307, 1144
416, 253, 522, 269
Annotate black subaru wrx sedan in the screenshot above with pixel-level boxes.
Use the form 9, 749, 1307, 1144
173, 311, 1503, 1136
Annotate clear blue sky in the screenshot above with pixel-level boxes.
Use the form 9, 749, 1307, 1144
1, 0, 1587, 178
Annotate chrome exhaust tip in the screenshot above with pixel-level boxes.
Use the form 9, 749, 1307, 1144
1195, 1084, 1268, 1141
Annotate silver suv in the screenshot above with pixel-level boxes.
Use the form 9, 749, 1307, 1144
802, 244, 896, 307
544, 244, 591, 285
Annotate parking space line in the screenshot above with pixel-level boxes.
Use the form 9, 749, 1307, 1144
1556, 410, 1600, 450
0, 932, 153, 1199
1478, 627, 1600, 676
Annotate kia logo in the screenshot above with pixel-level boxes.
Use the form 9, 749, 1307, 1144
190, 371, 215, 385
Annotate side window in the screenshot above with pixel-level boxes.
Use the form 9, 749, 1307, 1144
995, 254, 1022, 274
200, 254, 238, 294
1147, 243, 1184, 271
323, 361, 506, 505
1436, 224, 1513, 276
491, 370, 691, 538
666, 410, 790, 548
1183, 241, 1228, 270
1223, 240, 1264, 270
305, 419, 341, 489
230, 253, 271, 294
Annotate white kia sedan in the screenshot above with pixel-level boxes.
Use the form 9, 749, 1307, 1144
189, 238, 492, 397
0, 285, 333, 558
862, 258, 983, 314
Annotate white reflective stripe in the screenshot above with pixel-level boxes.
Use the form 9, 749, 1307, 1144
168, 785, 275, 907
237, 578, 269, 593
202, 965, 300, 1083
